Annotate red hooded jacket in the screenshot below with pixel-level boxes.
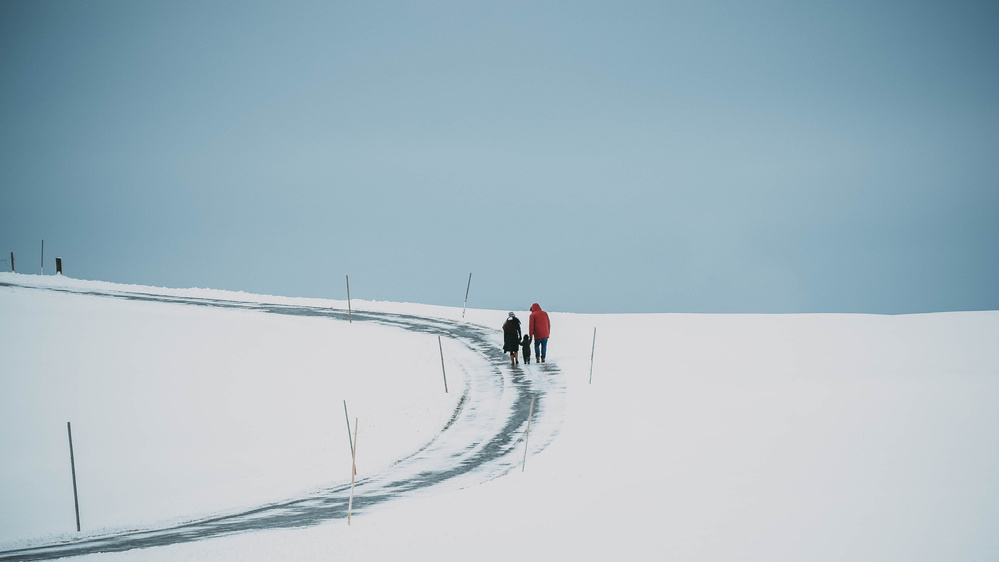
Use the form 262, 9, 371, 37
529, 303, 550, 339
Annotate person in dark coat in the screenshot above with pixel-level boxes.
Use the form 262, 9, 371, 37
521, 334, 533, 364
529, 303, 551, 363
502, 312, 522, 365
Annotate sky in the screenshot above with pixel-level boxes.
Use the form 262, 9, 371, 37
1, 0, 997, 314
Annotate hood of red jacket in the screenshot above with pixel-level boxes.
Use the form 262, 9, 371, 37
531, 303, 541, 312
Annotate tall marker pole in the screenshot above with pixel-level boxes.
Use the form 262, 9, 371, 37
346, 275, 352, 323
10, 251, 13, 272
347, 418, 358, 525
41, 240, 44, 275
67, 422, 81, 532
343, 400, 355, 475
521, 396, 535, 472
438, 336, 448, 393
589, 327, 597, 384
462, 273, 472, 319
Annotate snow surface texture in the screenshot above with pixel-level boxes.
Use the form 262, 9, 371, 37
1, 272, 998, 561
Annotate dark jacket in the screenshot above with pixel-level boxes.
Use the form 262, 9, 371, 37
529, 303, 550, 339
503, 316, 522, 353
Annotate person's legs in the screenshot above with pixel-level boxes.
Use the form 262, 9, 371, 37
534, 338, 541, 360
538, 338, 548, 361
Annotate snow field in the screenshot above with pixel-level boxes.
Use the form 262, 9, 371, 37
2, 271, 998, 561
0, 275, 465, 547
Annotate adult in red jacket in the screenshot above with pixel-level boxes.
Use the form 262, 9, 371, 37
529, 303, 551, 363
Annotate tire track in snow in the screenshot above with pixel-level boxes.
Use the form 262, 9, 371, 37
0, 283, 566, 561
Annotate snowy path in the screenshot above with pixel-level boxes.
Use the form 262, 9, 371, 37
0, 284, 566, 561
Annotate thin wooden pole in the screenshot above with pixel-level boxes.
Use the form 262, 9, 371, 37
438, 336, 448, 393
521, 396, 535, 472
589, 327, 597, 384
343, 400, 356, 475
462, 273, 472, 318
346, 275, 352, 323
67, 422, 81, 532
347, 418, 358, 525
10, 251, 13, 272
41, 240, 44, 275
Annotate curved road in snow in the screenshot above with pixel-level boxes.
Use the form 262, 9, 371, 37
0, 283, 566, 561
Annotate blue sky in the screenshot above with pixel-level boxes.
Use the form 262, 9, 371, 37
2, 0, 997, 313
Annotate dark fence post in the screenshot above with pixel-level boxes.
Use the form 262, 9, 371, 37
56, 257, 63, 275
438, 336, 449, 393
462, 273, 472, 318
589, 327, 597, 384
67, 422, 81, 532
346, 275, 352, 323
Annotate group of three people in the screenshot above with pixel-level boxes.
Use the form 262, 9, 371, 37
502, 303, 550, 366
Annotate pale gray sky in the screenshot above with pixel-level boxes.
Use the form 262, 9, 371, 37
2, 0, 997, 313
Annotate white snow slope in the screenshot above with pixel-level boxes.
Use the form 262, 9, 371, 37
1, 272, 998, 561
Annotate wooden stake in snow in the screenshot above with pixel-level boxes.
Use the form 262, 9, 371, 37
346, 275, 352, 323
438, 336, 448, 393
67, 422, 81, 532
462, 273, 472, 319
40, 240, 44, 275
521, 396, 535, 472
589, 327, 597, 384
343, 401, 356, 475
347, 418, 358, 525
9, 251, 13, 272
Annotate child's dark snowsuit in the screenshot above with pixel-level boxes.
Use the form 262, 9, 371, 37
521, 335, 532, 363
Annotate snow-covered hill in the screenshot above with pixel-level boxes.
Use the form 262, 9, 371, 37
2, 272, 997, 561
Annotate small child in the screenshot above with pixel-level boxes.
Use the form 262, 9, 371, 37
521, 334, 532, 364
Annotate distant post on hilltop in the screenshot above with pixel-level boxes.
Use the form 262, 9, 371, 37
9, 252, 13, 272
41, 240, 44, 275
462, 273, 472, 319
346, 275, 352, 323
56, 257, 63, 275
